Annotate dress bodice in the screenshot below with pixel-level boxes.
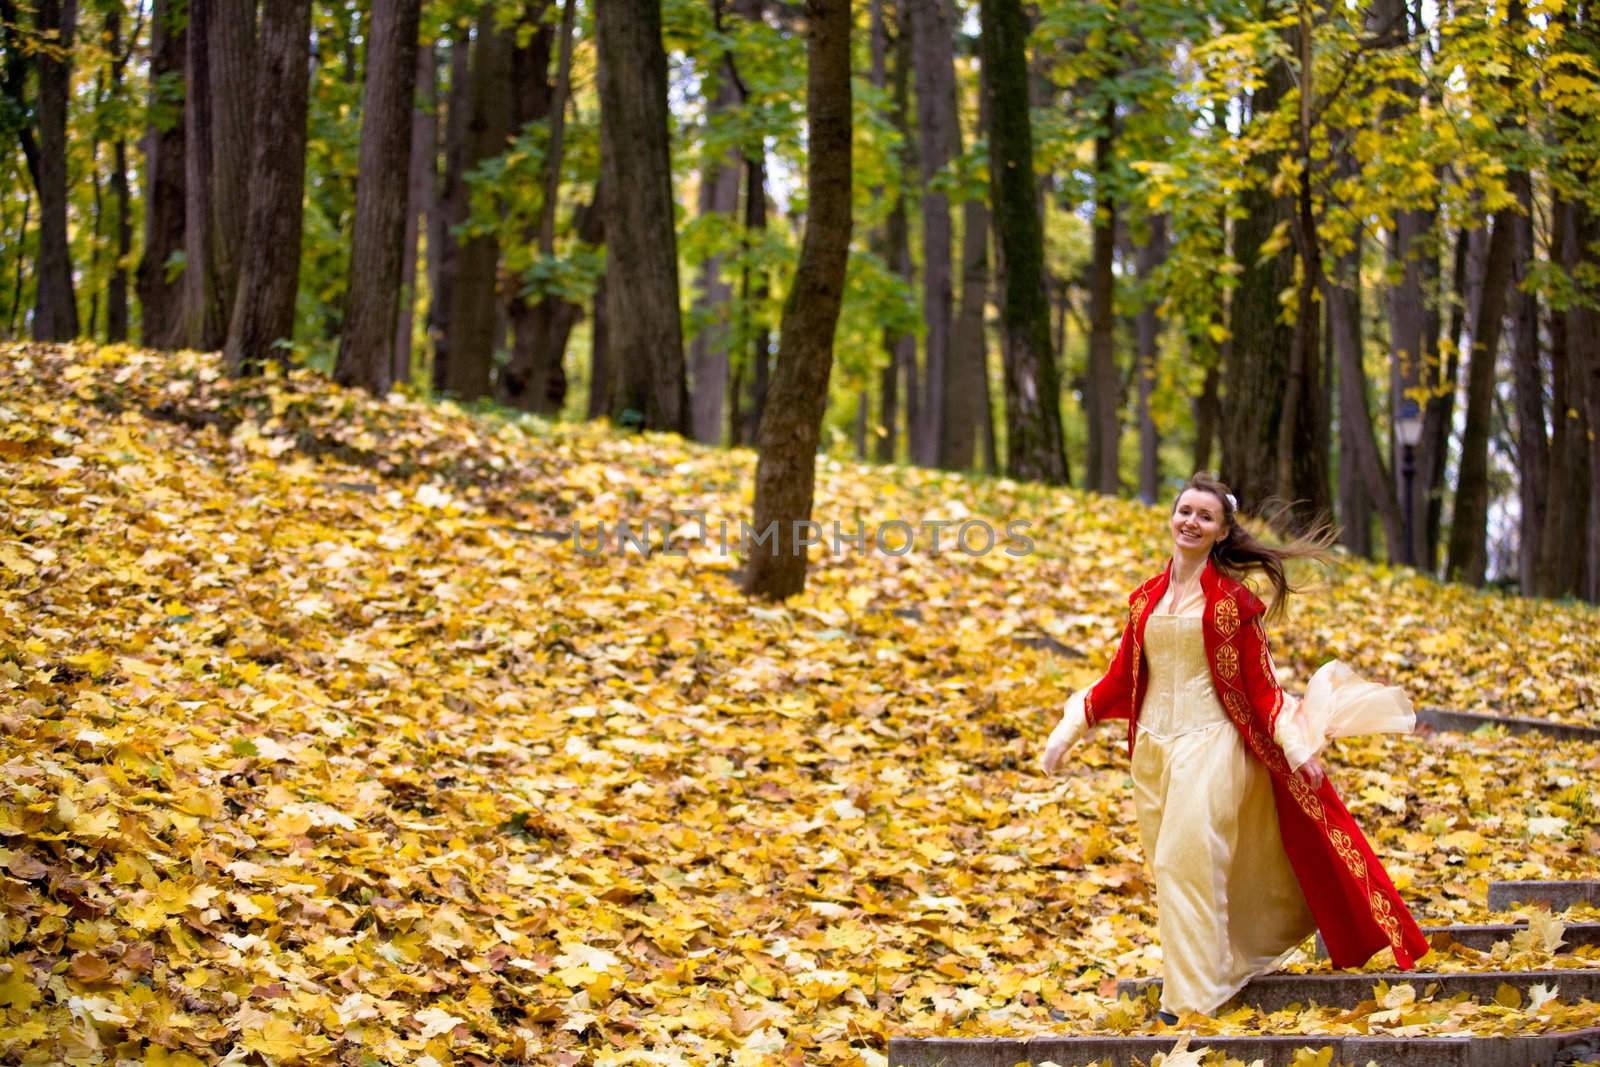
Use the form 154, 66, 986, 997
1139, 614, 1231, 738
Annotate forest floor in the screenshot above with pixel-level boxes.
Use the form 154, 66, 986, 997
1, 341, 1598, 1066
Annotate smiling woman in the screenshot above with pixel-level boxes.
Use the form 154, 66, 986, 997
1040, 471, 1429, 1025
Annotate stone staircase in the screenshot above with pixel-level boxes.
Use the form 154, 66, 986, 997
887, 879, 1600, 1067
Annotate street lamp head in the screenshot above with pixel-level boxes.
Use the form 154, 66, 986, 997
1397, 399, 1424, 449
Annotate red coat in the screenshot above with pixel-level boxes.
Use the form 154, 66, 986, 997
1084, 555, 1430, 971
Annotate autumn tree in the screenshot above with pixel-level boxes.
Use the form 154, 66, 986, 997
980, 0, 1068, 484
334, 0, 423, 394
596, 0, 687, 433
224, 0, 313, 375
136, 0, 187, 347
744, 0, 852, 599
1, 0, 80, 340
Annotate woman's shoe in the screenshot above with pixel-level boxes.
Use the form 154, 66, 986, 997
1154, 1010, 1180, 1026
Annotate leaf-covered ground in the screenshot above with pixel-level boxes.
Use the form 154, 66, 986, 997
1, 342, 1597, 1066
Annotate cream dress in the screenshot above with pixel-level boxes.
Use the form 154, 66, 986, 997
1127, 580, 1315, 1016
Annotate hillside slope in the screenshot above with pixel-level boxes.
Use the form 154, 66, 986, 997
1, 342, 1596, 1065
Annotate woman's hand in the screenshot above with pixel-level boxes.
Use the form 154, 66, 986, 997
1040, 701, 1088, 776
1294, 755, 1327, 790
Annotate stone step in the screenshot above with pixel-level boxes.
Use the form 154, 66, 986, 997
1488, 881, 1600, 912
888, 1028, 1600, 1067
1315, 922, 1600, 958
1115, 969, 1600, 1014
1413, 707, 1600, 742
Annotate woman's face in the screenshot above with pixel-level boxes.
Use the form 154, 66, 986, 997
1171, 489, 1228, 556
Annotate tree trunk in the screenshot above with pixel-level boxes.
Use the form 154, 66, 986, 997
442, 13, 513, 400
734, 151, 773, 448
1277, 5, 1331, 531
908, 0, 955, 467
183, 0, 249, 349
1417, 226, 1465, 573
1325, 229, 1405, 561
980, 0, 1068, 484
1445, 212, 1514, 586
502, 0, 579, 414
32, 0, 78, 341
106, 2, 130, 342
1086, 100, 1118, 494
225, 0, 313, 376
890, 2, 921, 462
1576, 201, 1600, 602
865, 0, 896, 463
208, 0, 256, 340
429, 30, 471, 392
1536, 193, 1588, 598
1223, 59, 1295, 513
334, 0, 424, 394
500, 10, 561, 410
947, 185, 991, 472
395, 41, 437, 387
686, 52, 742, 444
873, 2, 914, 464
137, 0, 187, 347
1134, 214, 1166, 504
1509, 172, 1548, 593
588, 268, 612, 419
597, 0, 687, 433
744, 0, 852, 599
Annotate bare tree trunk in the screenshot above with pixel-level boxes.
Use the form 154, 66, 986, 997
890, 3, 920, 462
5, 193, 29, 337
209, 0, 256, 339
1223, 59, 1295, 513
980, 0, 1068, 484
106, 2, 131, 342
184, 0, 254, 349
1509, 171, 1548, 593
1577, 202, 1600, 602
588, 268, 612, 419
1445, 212, 1514, 586
908, 0, 955, 467
734, 151, 773, 448
744, 0, 852, 599
1277, 5, 1331, 531
1086, 100, 1118, 494
395, 41, 437, 387
1325, 229, 1405, 561
597, 0, 687, 433
334, 0, 423, 394
500, 10, 560, 410
430, 29, 472, 392
442, 13, 513, 400
687, 54, 741, 444
865, 0, 896, 463
137, 0, 187, 347
1134, 215, 1166, 503
225, 0, 313, 376
1537, 193, 1588, 598
947, 191, 991, 472
502, 0, 579, 414
1417, 226, 1465, 573
31, 0, 79, 341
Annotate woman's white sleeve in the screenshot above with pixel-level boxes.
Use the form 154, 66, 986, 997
1273, 691, 1317, 773
1055, 686, 1092, 747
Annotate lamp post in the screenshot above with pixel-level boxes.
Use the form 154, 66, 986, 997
1396, 399, 1424, 568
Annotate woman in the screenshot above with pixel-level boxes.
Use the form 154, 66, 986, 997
1040, 472, 1429, 1024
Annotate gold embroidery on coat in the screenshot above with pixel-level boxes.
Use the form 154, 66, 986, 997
1213, 598, 1238, 637
1215, 644, 1239, 680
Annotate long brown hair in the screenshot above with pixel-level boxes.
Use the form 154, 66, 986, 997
1173, 471, 1339, 622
